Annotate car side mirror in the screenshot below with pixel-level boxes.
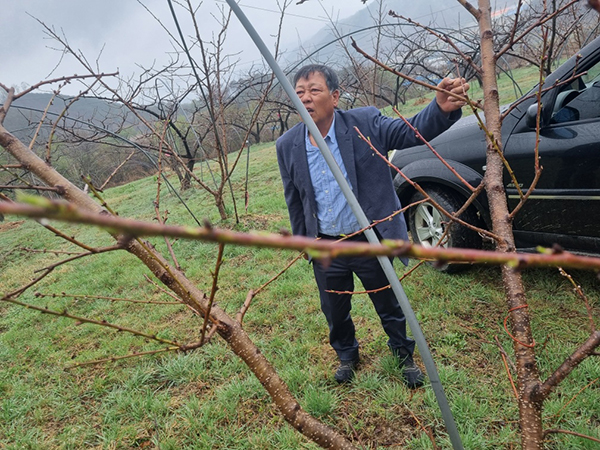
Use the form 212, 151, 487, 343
526, 103, 542, 129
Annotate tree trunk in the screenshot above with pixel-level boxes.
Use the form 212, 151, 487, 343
478, 1, 544, 448
181, 158, 195, 191
254, 123, 261, 144
214, 192, 227, 221
180, 174, 192, 191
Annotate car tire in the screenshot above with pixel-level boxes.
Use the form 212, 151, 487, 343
408, 186, 482, 273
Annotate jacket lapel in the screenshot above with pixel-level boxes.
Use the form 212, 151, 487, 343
334, 111, 358, 192
293, 124, 317, 213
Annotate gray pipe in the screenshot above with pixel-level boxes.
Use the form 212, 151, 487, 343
225, 1, 463, 449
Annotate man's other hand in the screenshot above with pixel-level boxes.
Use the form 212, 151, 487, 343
435, 77, 469, 114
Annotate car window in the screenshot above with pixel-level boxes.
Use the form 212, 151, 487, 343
582, 60, 600, 84
551, 58, 600, 124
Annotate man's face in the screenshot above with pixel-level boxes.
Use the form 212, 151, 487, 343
295, 71, 339, 133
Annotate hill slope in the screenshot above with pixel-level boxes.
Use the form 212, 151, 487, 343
1, 142, 599, 448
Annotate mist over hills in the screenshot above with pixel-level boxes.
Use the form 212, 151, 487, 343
282, 0, 515, 69
2, 0, 522, 137
311, 0, 474, 41
3, 93, 149, 141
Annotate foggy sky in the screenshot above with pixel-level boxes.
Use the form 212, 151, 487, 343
1, 0, 368, 94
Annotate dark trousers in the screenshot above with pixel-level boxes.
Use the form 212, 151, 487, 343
312, 234, 415, 361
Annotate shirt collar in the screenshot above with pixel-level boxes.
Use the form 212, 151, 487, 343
305, 115, 337, 149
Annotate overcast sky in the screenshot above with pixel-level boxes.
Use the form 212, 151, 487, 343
1, 0, 368, 94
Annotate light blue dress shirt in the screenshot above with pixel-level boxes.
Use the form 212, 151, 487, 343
305, 118, 360, 236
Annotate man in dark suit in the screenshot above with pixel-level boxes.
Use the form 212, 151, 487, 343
276, 64, 468, 387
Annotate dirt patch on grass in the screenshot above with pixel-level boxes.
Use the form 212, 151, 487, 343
0, 220, 24, 232
239, 213, 285, 231
334, 398, 423, 448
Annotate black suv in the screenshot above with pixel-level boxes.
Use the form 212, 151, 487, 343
390, 35, 600, 261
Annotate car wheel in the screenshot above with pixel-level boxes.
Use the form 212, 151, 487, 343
408, 187, 482, 272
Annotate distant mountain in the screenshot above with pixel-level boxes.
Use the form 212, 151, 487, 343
282, 0, 517, 70
3, 93, 147, 141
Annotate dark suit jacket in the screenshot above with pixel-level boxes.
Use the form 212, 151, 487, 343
276, 100, 460, 246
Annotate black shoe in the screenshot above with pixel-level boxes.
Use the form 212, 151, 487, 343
334, 357, 359, 383
397, 353, 425, 389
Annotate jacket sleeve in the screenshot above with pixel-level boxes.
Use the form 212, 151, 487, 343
372, 100, 461, 152
276, 138, 307, 237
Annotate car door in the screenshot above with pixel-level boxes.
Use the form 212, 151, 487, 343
502, 58, 600, 250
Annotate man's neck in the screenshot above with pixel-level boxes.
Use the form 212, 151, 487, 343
309, 115, 334, 146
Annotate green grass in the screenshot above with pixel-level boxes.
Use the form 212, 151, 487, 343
2, 142, 600, 449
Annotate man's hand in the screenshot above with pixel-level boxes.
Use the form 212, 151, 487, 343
435, 77, 470, 114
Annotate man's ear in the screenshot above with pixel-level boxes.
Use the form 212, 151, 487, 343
332, 89, 340, 107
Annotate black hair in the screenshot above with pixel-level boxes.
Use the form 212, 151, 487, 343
293, 64, 339, 93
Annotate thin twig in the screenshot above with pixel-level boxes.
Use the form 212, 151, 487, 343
84, 184, 194, 312
69, 330, 221, 369
68, 347, 179, 368
1, 296, 182, 347
29, 91, 57, 151
237, 250, 306, 324
559, 268, 596, 332
143, 274, 186, 303
508, 28, 547, 218
495, 336, 519, 399
46, 81, 100, 165
328, 260, 426, 296
543, 428, 600, 444
406, 407, 439, 450
388, 11, 482, 76
201, 243, 225, 344
0, 87, 15, 124
341, 412, 367, 450
34, 244, 122, 273
99, 150, 136, 191
21, 247, 82, 256
84, 177, 118, 215
2, 268, 54, 300
548, 377, 599, 420
496, 0, 580, 59
504, 305, 536, 348
8, 73, 119, 101
153, 119, 182, 271
0, 185, 63, 192
500, 72, 585, 121
38, 222, 98, 252
34, 292, 183, 306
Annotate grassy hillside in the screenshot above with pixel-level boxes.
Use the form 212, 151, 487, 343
1, 142, 599, 449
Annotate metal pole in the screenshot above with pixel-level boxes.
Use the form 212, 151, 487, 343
225, 1, 463, 449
